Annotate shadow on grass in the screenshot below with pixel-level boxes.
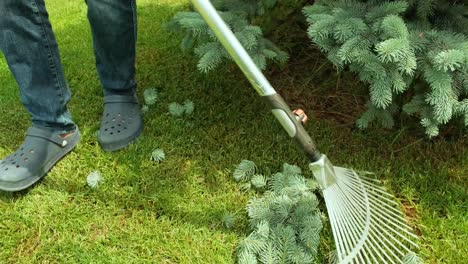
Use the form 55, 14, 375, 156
0, 0, 248, 236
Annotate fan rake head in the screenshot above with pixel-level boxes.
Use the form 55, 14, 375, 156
310, 155, 419, 264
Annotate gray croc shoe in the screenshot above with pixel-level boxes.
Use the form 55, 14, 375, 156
98, 94, 143, 152
0, 126, 80, 192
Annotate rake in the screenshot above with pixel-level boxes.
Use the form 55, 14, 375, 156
191, 0, 419, 263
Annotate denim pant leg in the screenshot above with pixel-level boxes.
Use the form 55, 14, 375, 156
86, 0, 137, 96
0, 0, 75, 133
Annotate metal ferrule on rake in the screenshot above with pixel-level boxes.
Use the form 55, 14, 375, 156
192, 0, 420, 263
309, 154, 337, 190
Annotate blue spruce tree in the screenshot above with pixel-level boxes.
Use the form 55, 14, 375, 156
304, 0, 467, 137
166, 0, 288, 72
169, 0, 467, 136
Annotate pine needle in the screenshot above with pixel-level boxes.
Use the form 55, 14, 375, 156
251, 174, 267, 189
233, 160, 256, 182
150, 148, 165, 162
241, 182, 252, 192
222, 212, 236, 229
141, 105, 149, 114
143, 88, 158, 106
87, 171, 103, 189
168, 102, 185, 117
183, 100, 195, 115
402, 252, 424, 264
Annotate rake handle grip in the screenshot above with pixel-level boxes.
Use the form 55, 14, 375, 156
267, 94, 322, 162
191, 0, 322, 162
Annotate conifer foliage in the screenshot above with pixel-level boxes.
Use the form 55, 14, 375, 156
170, 0, 467, 136
304, 0, 468, 136
233, 161, 322, 264
167, 0, 288, 72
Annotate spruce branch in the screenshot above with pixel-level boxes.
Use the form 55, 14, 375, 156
433, 49, 465, 72
143, 88, 158, 105
183, 100, 195, 115
237, 162, 322, 263
87, 171, 103, 189
168, 2, 288, 73
402, 251, 424, 264
234, 160, 257, 182
150, 148, 166, 162
141, 105, 149, 114
251, 174, 268, 189
305, 0, 467, 136
222, 212, 237, 229
168, 102, 186, 117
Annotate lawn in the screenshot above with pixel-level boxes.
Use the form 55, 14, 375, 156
0, 0, 466, 263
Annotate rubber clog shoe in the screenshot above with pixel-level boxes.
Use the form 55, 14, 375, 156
0, 126, 80, 192
98, 94, 143, 151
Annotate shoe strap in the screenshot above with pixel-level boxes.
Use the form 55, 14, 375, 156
104, 94, 138, 104
26, 127, 69, 147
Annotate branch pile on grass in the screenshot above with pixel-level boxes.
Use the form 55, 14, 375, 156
233, 161, 323, 264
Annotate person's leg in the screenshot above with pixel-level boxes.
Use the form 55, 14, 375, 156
0, 0, 80, 192
0, 0, 76, 133
86, 0, 143, 151
86, 0, 137, 96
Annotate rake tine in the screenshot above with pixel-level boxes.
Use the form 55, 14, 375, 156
332, 192, 355, 255
362, 242, 379, 264
340, 170, 419, 239
357, 250, 366, 264
365, 234, 392, 264
326, 188, 345, 259
336, 192, 365, 255
375, 204, 417, 245
371, 214, 419, 247
347, 174, 397, 200
367, 232, 399, 264
333, 178, 371, 262
370, 219, 413, 254
360, 174, 385, 182
366, 191, 409, 219
311, 158, 419, 264
368, 200, 418, 235
370, 222, 407, 257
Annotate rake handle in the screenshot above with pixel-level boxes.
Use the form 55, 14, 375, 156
191, 0, 322, 162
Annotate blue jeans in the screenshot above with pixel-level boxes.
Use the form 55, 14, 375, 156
0, 0, 137, 133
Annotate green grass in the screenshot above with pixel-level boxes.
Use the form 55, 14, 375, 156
0, 0, 467, 263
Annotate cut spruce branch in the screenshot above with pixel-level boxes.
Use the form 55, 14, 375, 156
233, 160, 322, 264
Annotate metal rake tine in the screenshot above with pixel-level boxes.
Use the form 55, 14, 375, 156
331, 171, 371, 262
367, 231, 400, 264
341, 171, 418, 238
368, 205, 420, 244
335, 191, 371, 263
370, 218, 409, 256
331, 191, 355, 256
362, 241, 380, 264
329, 193, 350, 260
334, 191, 365, 255
370, 218, 413, 255
346, 172, 397, 200
318, 163, 419, 263
367, 198, 418, 234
